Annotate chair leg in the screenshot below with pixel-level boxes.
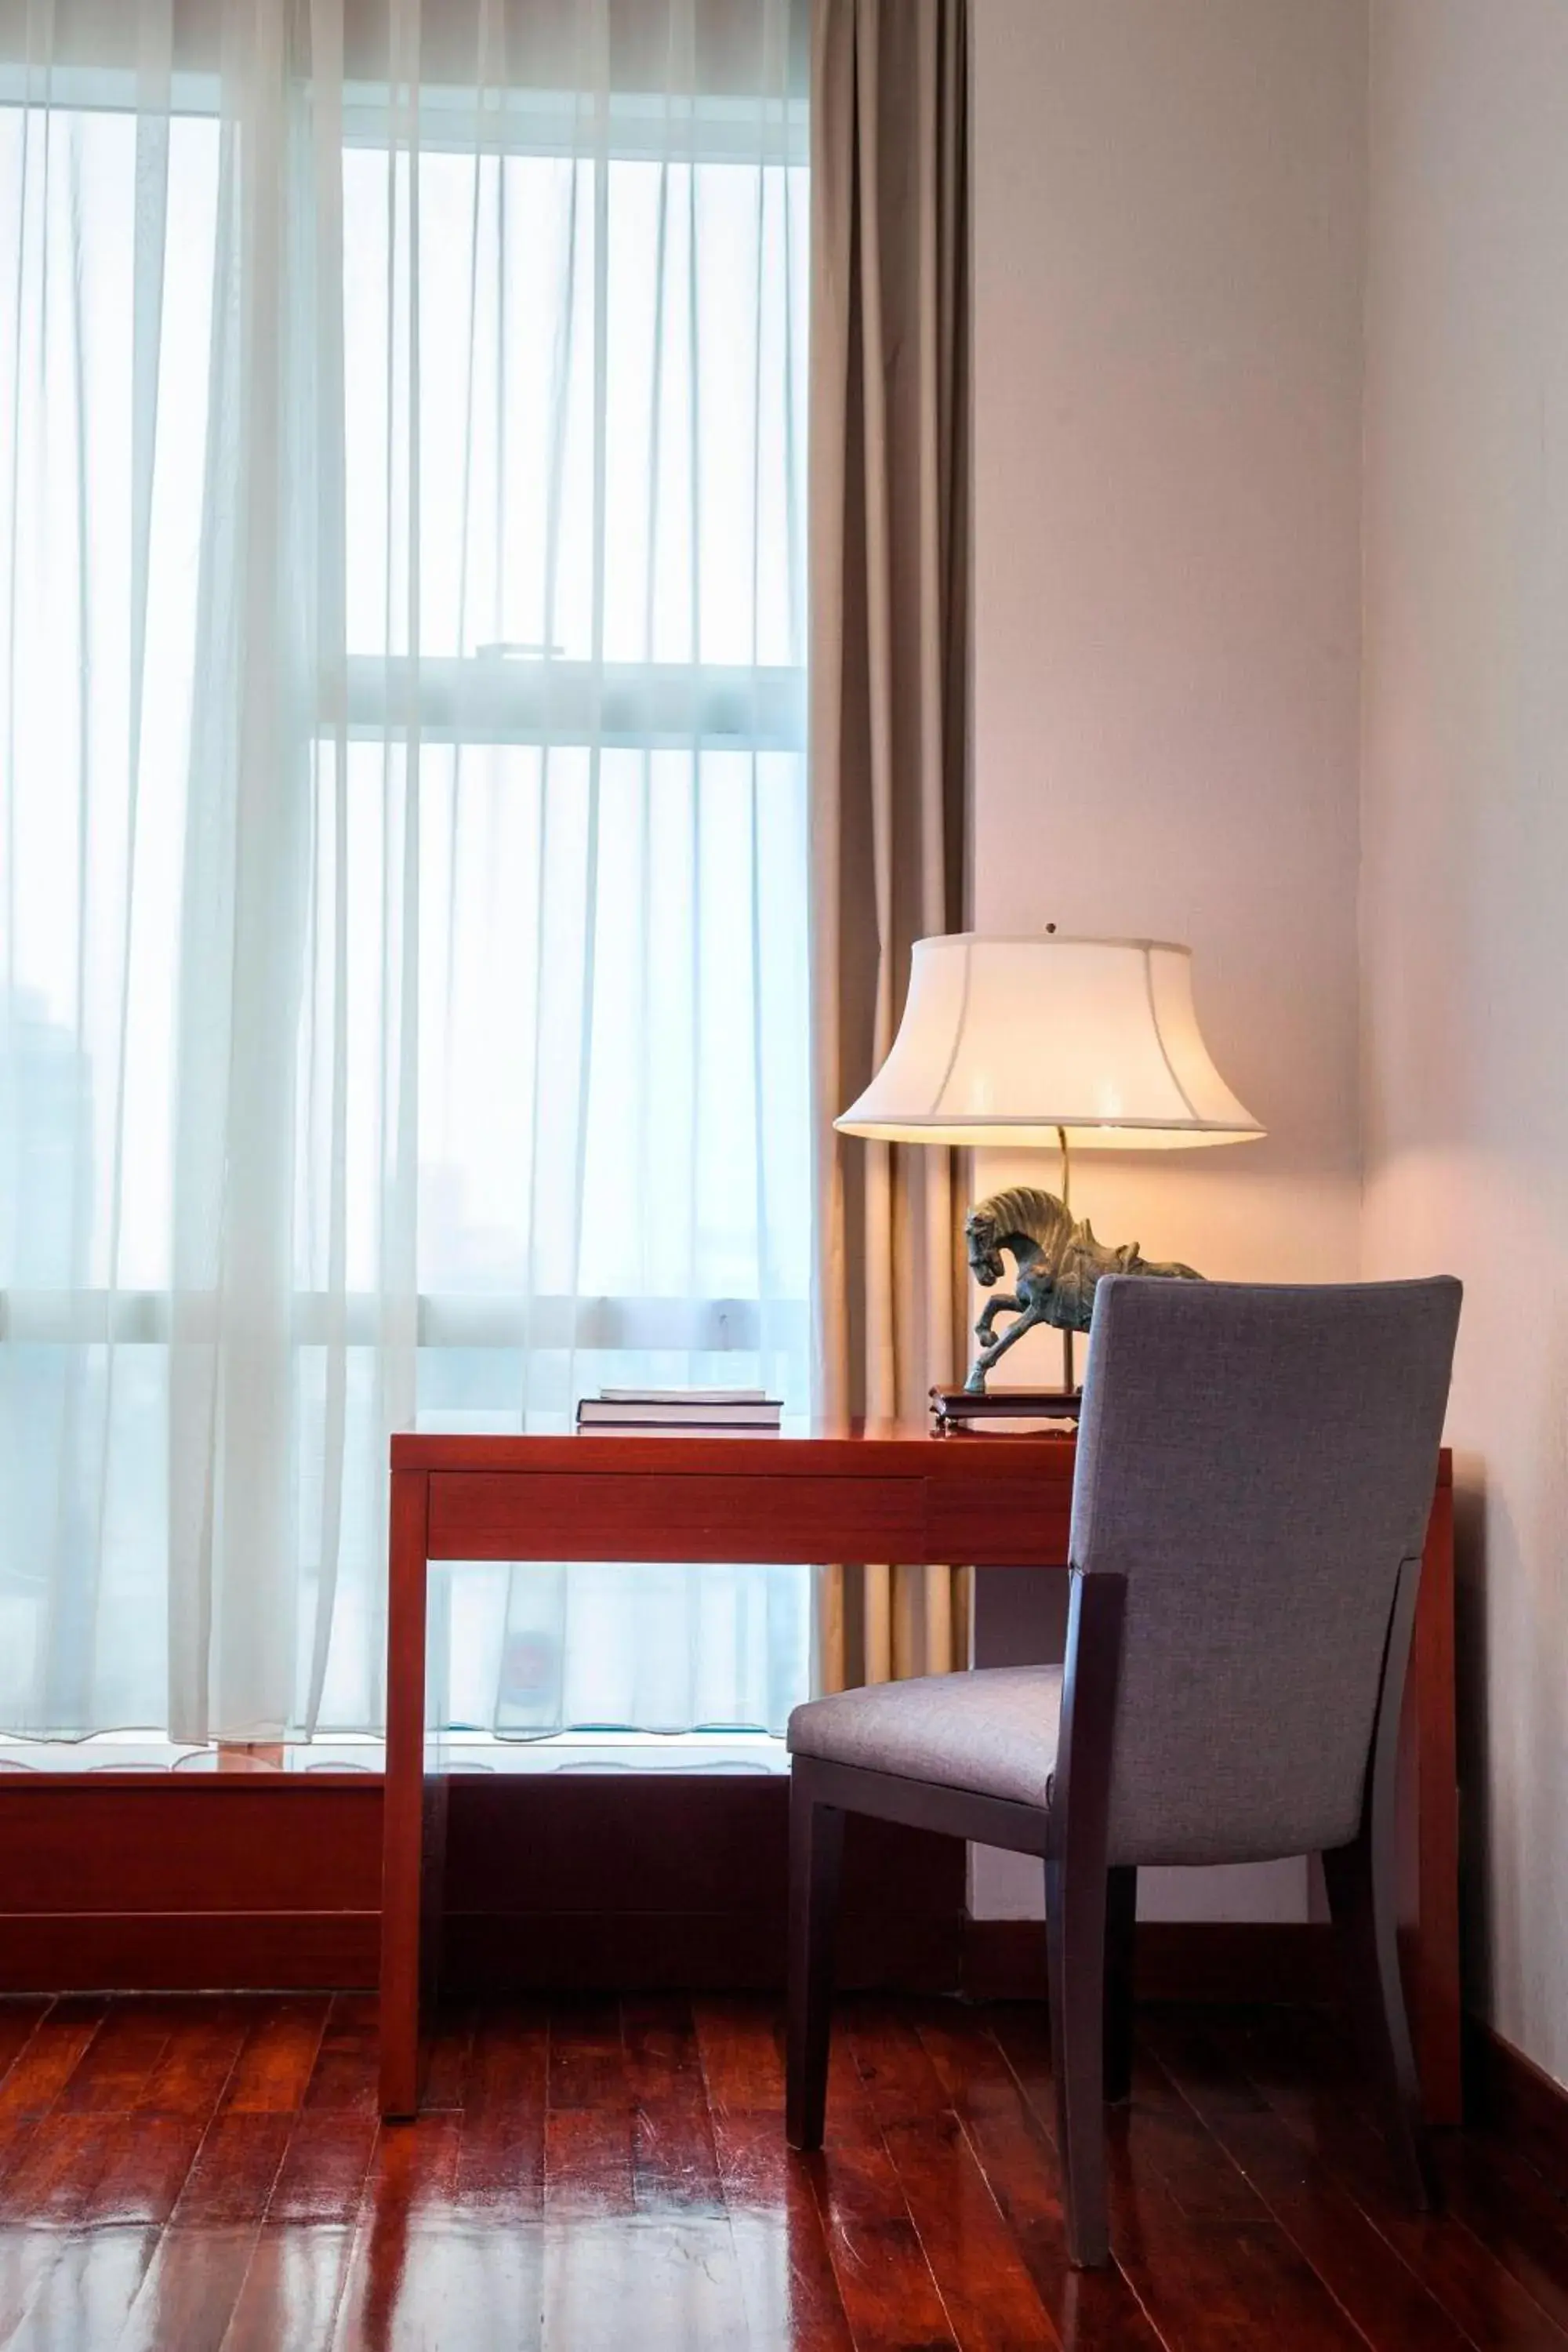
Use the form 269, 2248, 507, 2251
1323, 1832, 1436, 2208
1103, 1865, 1137, 2104
786, 1769, 844, 2151
1046, 1850, 1111, 2267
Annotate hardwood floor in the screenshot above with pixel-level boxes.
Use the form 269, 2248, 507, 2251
0, 1991, 1557, 2350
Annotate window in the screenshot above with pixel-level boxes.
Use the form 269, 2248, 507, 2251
0, 38, 811, 1745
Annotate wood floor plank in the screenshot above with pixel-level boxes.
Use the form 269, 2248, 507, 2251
0, 2116, 117, 2230
805, 2010, 960, 2350
9, 2225, 162, 2352
0, 2013, 52, 2107
915, 2004, 1164, 2352
544, 2003, 633, 2221
136, 1999, 252, 2121
992, 2005, 1370, 2352
1142, 2009, 1471, 2352
2, 2114, 203, 2352
420, 2006, 475, 2115
546, 2000, 626, 2118
331, 2112, 546, 2352
0, 2001, 107, 2120
0, 2114, 119, 2348
219, 2224, 361, 2352
1436, 2133, 1568, 2338
692, 1998, 854, 2352
1238, 2005, 1568, 2352
302, 1997, 381, 2117
540, 2211, 753, 2352
465, 2002, 551, 2123
220, 1998, 332, 2115
454, 2004, 549, 2222
706, 2108, 855, 2352
114, 2227, 268, 2352
76, 2115, 208, 2230
541, 2000, 755, 2352
223, 2111, 377, 2352
328, 2116, 466, 2351
692, 1995, 789, 2122
266, 2112, 380, 2228
623, 1995, 727, 2217
0, 2126, 41, 2207
847, 2003, 1063, 2351
538, 2001, 771, 2352
114, 2109, 296, 2352
335, 2220, 544, 2352
1107, 2139, 1364, 2352
164, 2114, 296, 2231
53, 1999, 180, 2115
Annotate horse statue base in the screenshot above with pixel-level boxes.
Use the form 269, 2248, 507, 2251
963, 1185, 1201, 1395
931, 1383, 1086, 1427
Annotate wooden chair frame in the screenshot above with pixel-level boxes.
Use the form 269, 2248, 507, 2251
786, 1559, 1432, 2268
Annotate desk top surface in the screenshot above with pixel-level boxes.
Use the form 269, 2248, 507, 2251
392, 1425, 1452, 1485
393, 1421, 1080, 1479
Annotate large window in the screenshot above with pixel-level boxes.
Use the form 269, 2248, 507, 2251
0, 27, 811, 1747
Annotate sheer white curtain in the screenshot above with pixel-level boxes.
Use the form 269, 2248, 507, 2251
0, 0, 811, 1745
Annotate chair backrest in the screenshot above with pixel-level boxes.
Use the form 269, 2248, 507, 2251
1069, 1276, 1460, 1867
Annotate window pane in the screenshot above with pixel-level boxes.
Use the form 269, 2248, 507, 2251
342, 146, 807, 670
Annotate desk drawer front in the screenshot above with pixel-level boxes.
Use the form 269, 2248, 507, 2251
427, 1472, 926, 1565
926, 1474, 1073, 1566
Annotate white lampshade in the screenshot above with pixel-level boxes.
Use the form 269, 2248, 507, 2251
836, 934, 1264, 1151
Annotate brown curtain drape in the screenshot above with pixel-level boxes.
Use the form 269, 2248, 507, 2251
810, 0, 971, 1692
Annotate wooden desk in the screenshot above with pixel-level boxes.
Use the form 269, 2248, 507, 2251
380, 1429, 1459, 2123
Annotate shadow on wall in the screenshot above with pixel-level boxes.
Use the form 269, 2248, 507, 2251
1450, 1457, 1490, 2024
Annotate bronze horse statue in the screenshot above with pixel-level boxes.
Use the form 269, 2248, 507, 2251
964, 1185, 1200, 1392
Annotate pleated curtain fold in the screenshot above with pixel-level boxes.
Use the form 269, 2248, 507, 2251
809, 0, 971, 1691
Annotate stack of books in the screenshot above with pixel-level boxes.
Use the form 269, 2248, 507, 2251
575, 1386, 784, 1433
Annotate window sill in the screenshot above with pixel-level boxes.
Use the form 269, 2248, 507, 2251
0, 1730, 789, 1777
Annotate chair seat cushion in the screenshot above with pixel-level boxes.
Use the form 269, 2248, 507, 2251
787, 1666, 1063, 1809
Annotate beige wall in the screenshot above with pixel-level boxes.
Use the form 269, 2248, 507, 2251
969, 0, 1369, 1922
1363, 0, 1568, 2089
966, 0, 1568, 2080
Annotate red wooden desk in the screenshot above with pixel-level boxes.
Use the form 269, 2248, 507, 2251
380, 1428, 1458, 2122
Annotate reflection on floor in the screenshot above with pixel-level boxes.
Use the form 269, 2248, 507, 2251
0, 1990, 1559, 2350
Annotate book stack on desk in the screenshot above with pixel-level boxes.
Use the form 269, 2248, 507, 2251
575, 1387, 784, 1433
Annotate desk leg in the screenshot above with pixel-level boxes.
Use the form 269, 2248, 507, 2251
1401, 1480, 1461, 2125
379, 1468, 430, 2120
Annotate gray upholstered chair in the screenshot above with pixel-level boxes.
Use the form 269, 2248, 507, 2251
785, 1275, 1461, 2269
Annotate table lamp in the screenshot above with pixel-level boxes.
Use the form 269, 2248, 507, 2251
834, 934, 1265, 1403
